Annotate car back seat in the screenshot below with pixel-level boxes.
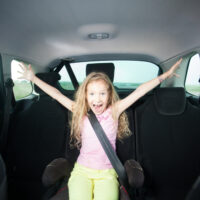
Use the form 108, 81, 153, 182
134, 87, 200, 200
0, 154, 7, 200
6, 72, 69, 200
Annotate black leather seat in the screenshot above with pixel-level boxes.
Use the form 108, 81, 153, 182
134, 87, 200, 200
0, 154, 7, 200
6, 72, 69, 200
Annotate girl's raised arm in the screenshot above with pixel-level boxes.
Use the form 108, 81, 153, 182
18, 63, 75, 111
115, 58, 182, 117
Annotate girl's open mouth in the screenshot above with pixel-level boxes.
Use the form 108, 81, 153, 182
93, 103, 103, 113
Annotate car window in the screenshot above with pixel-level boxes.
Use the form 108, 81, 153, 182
11, 60, 33, 100
58, 67, 75, 90
185, 54, 200, 96
58, 60, 159, 90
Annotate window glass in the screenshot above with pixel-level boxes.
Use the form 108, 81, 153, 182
58, 60, 159, 90
113, 61, 159, 88
58, 67, 74, 90
185, 54, 200, 96
11, 60, 33, 100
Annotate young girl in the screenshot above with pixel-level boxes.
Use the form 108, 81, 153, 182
18, 58, 182, 200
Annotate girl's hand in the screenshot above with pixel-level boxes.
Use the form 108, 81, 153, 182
18, 62, 35, 82
166, 58, 182, 79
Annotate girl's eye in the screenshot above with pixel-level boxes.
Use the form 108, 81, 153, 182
89, 93, 94, 96
101, 92, 105, 95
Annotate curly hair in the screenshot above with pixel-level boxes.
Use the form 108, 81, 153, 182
70, 72, 131, 148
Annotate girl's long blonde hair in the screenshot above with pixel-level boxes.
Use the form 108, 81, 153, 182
70, 72, 131, 148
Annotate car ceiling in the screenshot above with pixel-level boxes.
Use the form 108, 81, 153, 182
0, 0, 200, 67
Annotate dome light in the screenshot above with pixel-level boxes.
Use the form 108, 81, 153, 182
88, 33, 110, 39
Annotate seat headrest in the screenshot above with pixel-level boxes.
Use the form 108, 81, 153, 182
34, 72, 61, 95
86, 63, 115, 82
154, 87, 186, 115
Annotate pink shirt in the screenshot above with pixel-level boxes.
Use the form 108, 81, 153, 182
77, 107, 118, 169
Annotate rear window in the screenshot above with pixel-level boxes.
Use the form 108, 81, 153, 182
58, 60, 159, 90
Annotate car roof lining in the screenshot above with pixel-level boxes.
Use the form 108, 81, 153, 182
0, 0, 200, 67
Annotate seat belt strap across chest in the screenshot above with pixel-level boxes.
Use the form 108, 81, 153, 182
88, 109, 128, 188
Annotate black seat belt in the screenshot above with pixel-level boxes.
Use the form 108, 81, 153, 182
88, 109, 130, 199
64, 61, 79, 91
53, 60, 79, 91
0, 78, 14, 154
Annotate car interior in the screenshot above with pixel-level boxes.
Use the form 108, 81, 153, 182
0, 1, 200, 200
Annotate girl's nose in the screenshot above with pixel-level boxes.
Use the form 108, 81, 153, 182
95, 94, 101, 101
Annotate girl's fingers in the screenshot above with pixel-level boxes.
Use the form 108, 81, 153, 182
169, 73, 180, 79
171, 58, 182, 73
17, 74, 26, 79
19, 62, 25, 68
18, 63, 26, 71
17, 62, 34, 81
18, 76, 24, 79
174, 58, 182, 68
168, 58, 182, 79
17, 70, 23, 75
177, 58, 182, 63
178, 58, 183, 63
173, 73, 180, 78
175, 58, 182, 65
17, 70, 25, 79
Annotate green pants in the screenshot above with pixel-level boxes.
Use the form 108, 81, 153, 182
68, 163, 119, 200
